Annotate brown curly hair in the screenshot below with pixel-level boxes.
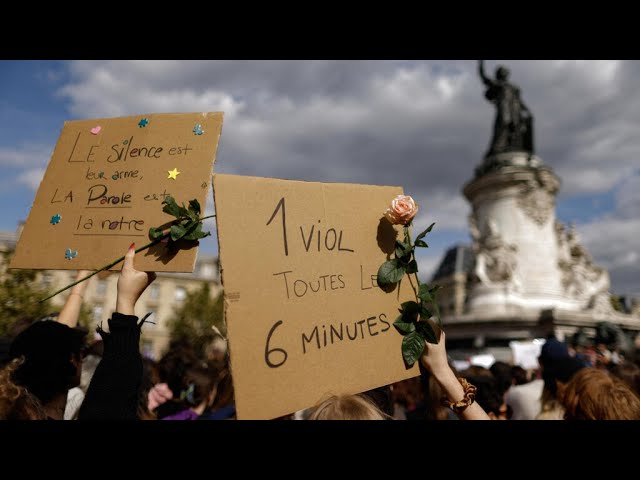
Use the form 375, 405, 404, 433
0, 357, 47, 420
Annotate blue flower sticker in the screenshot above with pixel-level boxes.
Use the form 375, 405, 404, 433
138, 118, 149, 128
193, 124, 204, 135
64, 248, 78, 260
50, 214, 62, 225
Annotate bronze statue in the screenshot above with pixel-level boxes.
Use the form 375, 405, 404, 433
479, 60, 534, 156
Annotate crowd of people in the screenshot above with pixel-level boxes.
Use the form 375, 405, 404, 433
1, 245, 640, 420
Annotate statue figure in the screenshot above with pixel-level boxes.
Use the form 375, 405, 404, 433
478, 60, 534, 157
473, 219, 519, 289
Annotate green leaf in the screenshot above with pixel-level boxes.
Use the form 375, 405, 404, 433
395, 240, 412, 259
417, 321, 438, 344
419, 302, 432, 319
394, 315, 416, 334
414, 239, 428, 248
163, 196, 189, 219
418, 283, 433, 303
406, 259, 418, 274
149, 227, 164, 240
170, 224, 188, 241
415, 222, 435, 242
377, 259, 405, 286
401, 300, 420, 317
402, 331, 426, 366
188, 199, 201, 217
183, 222, 211, 241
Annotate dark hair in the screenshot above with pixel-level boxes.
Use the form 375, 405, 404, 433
466, 375, 507, 418
180, 366, 216, 408
9, 321, 85, 404
157, 345, 200, 397
511, 365, 529, 386
490, 361, 513, 396
610, 362, 640, 397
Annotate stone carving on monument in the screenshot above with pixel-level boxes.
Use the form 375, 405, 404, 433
517, 173, 558, 226
556, 221, 613, 312
470, 216, 520, 290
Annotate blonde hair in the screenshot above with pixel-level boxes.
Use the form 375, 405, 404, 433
561, 368, 640, 420
308, 394, 388, 420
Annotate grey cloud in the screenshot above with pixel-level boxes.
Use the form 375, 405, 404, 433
54, 60, 640, 294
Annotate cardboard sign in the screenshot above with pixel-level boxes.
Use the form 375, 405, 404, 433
214, 173, 418, 419
11, 113, 223, 272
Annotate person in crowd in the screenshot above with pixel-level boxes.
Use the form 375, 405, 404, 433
536, 338, 586, 420
466, 375, 511, 420
78, 245, 156, 420
511, 365, 529, 386
154, 342, 201, 419
561, 367, 640, 420
490, 361, 514, 397
0, 270, 93, 420
162, 365, 217, 420
3, 319, 86, 419
505, 373, 543, 420
0, 356, 47, 420
308, 393, 388, 420
199, 366, 236, 420
420, 329, 490, 420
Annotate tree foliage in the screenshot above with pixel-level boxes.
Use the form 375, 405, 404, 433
0, 250, 52, 337
167, 283, 225, 357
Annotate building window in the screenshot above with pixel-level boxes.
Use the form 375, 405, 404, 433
41, 273, 53, 287
96, 279, 107, 296
175, 286, 187, 302
149, 284, 160, 301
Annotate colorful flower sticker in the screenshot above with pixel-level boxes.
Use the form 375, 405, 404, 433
90, 126, 102, 135
50, 214, 62, 225
167, 168, 181, 180
193, 124, 204, 135
64, 248, 78, 260
138, 118, 149, 128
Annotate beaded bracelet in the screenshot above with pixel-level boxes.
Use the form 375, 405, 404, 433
441, 377, 477, 413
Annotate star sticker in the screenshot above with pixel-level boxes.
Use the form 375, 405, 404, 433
193, 124, 204, 135
50, 214, 62, 225
64, 248, 78, 260
138, 118, 149, 128
167, 168, 181, 180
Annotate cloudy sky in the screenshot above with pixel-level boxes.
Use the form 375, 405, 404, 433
0, 60, 638, 296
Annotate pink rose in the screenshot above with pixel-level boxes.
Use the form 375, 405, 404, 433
384, 195, 419, 225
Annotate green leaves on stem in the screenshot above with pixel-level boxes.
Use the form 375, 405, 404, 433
40, 196, 214, 303
376, 220, 442, 367
152, 197, 211, 250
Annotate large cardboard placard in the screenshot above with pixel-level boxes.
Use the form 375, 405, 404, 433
11, 113, 223, 272
214, 173, 419, 419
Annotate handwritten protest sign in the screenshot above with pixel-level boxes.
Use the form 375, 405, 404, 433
11, 113, 223, 272
214, 173, 419, 419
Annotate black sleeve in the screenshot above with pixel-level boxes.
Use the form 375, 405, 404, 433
78, 313, 143, 420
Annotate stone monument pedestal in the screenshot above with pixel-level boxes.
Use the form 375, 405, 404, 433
463, 152, 582, 315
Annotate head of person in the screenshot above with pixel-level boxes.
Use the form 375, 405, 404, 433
180, 366, 217, 411
489, 361, 513, 396
9, 320, 86, 405
0, 357, 47, 420
561, 368, 640, 420
610, 362, 640, 397
496, 66, 510, 81
308, 394, 388, 420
